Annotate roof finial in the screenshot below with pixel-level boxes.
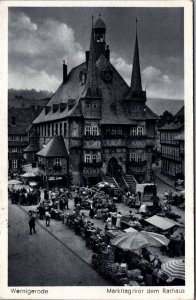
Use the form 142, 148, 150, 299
92, 14, 94, 28
99, 13, 101, 18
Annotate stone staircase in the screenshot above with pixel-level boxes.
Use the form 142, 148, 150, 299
122, 174, 137, 193
105, 175, 121, 195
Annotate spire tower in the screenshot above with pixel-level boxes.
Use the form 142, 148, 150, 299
85, 26, 101, 97
130, 18, 142, 93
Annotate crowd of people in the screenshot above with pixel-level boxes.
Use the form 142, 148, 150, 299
9, 180, 185, 286
9, 187, 40, 205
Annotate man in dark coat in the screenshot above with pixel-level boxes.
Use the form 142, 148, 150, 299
29, 214, 36, 235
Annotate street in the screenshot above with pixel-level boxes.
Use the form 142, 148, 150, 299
8, 201, 110, 286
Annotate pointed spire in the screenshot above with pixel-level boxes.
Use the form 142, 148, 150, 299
130, 18, 142, 93
85, 25, 101, 97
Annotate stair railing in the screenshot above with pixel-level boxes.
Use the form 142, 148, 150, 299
112, 176, 120, 189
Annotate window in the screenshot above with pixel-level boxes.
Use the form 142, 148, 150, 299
86, 103, 91, 109
137, 154, 143, 162
92, 126, 99, 136
106, 128, 110, 136
111, 127, 116, 135
55, 123, 58, 135
93, 104, 98, 109
130, 153, 136, 161
64, 122, 67, 137
47, 124, 50, 137
84, 154, 91, 163
54, 158, 61, 166
52, 124, 54, 136
130, 127, 137, 136
60, 123, 62, 136
137, 127, 144, 136
85, 126, 91, 136
117, 127, 122, 135
92, 154, 97, 163
12, 160, 17, 169
11, 135, 16, 141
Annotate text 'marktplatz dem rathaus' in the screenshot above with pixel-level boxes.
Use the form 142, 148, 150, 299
27, 16, 158, 188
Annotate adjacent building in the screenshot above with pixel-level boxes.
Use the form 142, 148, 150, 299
159, 107, 184, 178
8, 107, 43, 174
28, 16, 158, 187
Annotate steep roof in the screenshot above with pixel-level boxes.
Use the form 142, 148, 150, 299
160, 106, 184, 131
83, 27, 101, 98
8, 124, 29, 135
24, 143, 40, 153
94, 16, 106, 29
33, 23, 157, 125
36, 136, 68, 158
145, 106, 159, 120
130, 30, 142, 93
33, 63, 86, 124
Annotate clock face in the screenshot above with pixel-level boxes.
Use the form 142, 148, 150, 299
103, 71, 112, 83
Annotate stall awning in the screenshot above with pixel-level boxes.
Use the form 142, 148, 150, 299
145, 215, 184, 231
136, 183, 155, 194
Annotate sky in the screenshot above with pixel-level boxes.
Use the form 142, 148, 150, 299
8, 7, 184, 99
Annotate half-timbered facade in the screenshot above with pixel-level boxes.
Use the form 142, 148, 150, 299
30, 16, 158, 187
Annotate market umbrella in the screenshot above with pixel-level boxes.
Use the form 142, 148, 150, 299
21, 172, 36, 178
161, 259, 185, 281
110, 231, 166, 251
29, 181, 38, 187
141, 231, 170, 246
97, 181, 115, 189
8, 179, 22, 185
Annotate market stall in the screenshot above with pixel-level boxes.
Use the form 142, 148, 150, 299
144, 215, 184, 234
136, 183, 157, 202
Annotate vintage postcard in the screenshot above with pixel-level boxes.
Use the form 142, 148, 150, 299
0, 0, 194, 299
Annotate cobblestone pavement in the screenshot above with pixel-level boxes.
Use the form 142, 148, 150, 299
8, 200, 111, 286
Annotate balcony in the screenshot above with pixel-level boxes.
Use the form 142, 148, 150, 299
69, 138, 82, 148
128, 135, 147, 140
128, 160, 147, 167
81, 161, 103, 169
53, 165, 62, 172
102, 139, 126, 147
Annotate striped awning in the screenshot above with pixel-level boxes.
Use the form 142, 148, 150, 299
161, 259, 185, 281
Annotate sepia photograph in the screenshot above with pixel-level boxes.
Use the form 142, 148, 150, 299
0, 1, 194, 299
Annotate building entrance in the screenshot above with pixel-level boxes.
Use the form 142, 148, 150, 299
107, 157, 122, 176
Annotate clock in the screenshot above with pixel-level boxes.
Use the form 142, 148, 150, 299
102, 71, 113, 83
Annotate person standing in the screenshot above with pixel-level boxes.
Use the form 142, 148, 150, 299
116, 212, 122, 228
45, 211, 51, 227
29, 213, 36, 235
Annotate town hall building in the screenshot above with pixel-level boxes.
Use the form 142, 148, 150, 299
27, 16, 158, 188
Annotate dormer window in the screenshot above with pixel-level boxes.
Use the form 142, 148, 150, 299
93, 104, 98, 109
86, 101, 91, 109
